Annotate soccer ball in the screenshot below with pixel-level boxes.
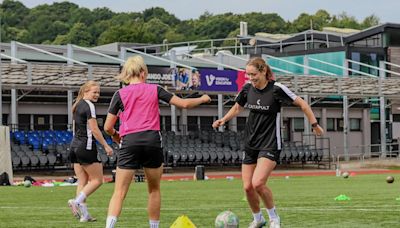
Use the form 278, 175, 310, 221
386, 176, 395, 184
215, 211, 239, 228
342, 172, 349, 179
24, 180, 32, 188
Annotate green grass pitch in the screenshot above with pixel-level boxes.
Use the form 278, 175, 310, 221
0, 174, 399, 227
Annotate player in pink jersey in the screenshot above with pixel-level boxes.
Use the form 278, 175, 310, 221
104, 55, 210, 228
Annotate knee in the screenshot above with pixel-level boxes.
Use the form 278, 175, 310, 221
92, 178, 103, 187
252, 181, 265, 192
148, 185, 161, 194
243, 183, 254, 193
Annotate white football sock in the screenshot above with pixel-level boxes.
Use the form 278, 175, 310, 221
252, 211, 264, 222
74, 192, 86, 204
149, 219, 159, 228
266, 207, 279, 220
106, 216, 117, 228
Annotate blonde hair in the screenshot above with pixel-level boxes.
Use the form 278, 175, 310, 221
72, 80, 100, 113
117, 55, 148, 84
246, 57, 273, 80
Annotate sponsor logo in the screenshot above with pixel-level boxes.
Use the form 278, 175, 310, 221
244, 102, 270, 111
205, 74, 232, 86
206, 74, 216, 86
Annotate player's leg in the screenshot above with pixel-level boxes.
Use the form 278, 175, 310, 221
78, 162, 104, 222
106, 167, 135, 228
144, 166, 163, 228
142, 146, 164, 228
68, 163, 87, 219
252, 157, 280, 228
243, 163, 267, 228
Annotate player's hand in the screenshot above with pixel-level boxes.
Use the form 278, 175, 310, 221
104, 144, 113, 156
212, 119, 225, 129
312, 125, 324, 136
201, 94, 211, 103
111, 133, 121, 144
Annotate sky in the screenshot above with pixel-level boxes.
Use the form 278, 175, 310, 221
13, 0, 400, 23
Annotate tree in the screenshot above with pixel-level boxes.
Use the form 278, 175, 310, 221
241, 12, 286, 34
313, 10, 331, 30
330, 12, 360, 29
362, 15, 380, 29
53, 23, 93, 46
92, 7, 115, 21
0, 0, 29, 27
143, 7, 180, 26
143, 18, 170, 43
291, 13, 313, 32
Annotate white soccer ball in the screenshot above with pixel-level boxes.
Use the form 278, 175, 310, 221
215, 211, 239, 228
24, 180, 32, 188
342, 172, 349, 179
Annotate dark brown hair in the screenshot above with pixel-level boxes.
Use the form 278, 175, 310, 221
246, 57, 273, 80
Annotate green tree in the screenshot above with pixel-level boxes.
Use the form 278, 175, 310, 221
330, 12, 360, 29
291, 13, 313, 32
0, 0, 29, 27
70, 7, 94, 25
313, 10, 332, 30
97, 21, 146, 44
143, 7, 180, 26
92, 7, 115, 21
143, 18, 170, 43
241, 12, 286, 34
53, 23, 93, 46
361, 15, 380, 29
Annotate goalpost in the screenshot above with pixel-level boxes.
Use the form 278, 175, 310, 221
0, 126, 13, 184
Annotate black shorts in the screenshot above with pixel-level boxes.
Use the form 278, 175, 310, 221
117, 145, 163, 170
70, 141, 100, 165
242, 148, 281, 164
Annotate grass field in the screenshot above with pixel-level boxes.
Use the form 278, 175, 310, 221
0, 174, 399, 227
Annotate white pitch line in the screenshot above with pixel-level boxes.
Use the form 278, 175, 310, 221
1, 205, 400, 212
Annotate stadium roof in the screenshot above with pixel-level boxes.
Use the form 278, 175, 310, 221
239, 23, 400, 48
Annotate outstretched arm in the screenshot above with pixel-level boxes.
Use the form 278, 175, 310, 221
212, 103, 244, 128
293, 97, 324, 136
169, 94, 211, 109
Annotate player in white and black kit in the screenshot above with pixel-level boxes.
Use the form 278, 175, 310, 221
68, 81, 113, 223
103, 55, 211, 228
213, 57, 324, 228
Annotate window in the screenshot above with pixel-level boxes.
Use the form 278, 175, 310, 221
350, 118, 361, 131
2, 114, 8, 126
337, 118, 344, 131
327, 118, 335, 131
293, 118, 304, 132
393, 114, 400, 122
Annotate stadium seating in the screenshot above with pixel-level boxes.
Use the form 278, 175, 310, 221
9, 128, 328, 170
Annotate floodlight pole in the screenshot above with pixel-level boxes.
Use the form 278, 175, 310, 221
343, 95, 349, 161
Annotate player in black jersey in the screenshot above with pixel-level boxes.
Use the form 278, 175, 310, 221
213, 57, 324, 228
68, 81, 113, 223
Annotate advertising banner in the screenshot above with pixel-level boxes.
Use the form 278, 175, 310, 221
198, 69, 239, 92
